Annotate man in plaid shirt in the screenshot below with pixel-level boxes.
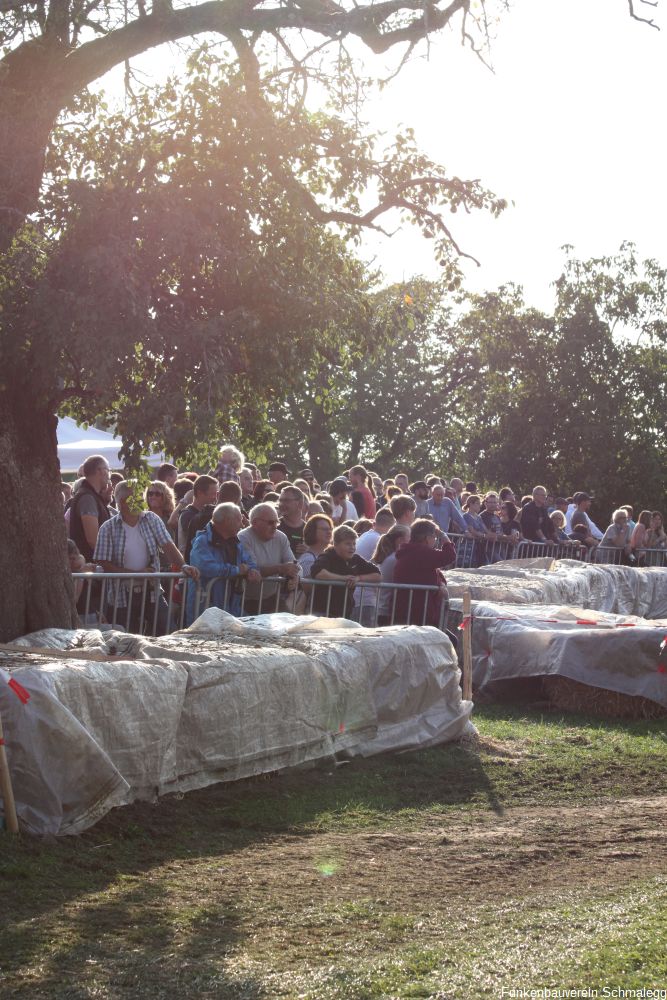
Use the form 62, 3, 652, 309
94, 480, 199, 634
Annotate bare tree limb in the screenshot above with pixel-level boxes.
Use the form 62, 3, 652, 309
54, 0, 471, 100
628, 0, 660, 29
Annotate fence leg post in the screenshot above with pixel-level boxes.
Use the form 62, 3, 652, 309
0, 710, 19, 834
462, 590, 473, 703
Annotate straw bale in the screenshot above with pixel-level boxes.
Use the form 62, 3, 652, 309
543, 675, 667, 720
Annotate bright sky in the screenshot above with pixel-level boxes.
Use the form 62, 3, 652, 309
360, 0, 667, 309
102, 0, 666, 312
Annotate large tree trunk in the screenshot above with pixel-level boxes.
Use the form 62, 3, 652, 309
306, 408, 339, 482
0, 395, 77, 641
0, 42, 64, 251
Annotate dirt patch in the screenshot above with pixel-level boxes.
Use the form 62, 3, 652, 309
220, 795, 667, 915
3, 795, 665, 998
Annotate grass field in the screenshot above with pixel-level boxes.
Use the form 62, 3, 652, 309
1, 704, 666, 999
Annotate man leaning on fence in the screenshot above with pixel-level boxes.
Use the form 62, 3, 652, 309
187, 502, 260, 624
238, 503, 301, 614
520, 486, 558, 544
94, 480, 199, 634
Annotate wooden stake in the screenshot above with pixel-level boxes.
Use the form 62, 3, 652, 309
0, 710, 19, 834
462, 590, 473, 703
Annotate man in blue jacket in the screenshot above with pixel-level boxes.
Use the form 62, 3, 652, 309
426, 484, 467, 534
187, 502, 260, 624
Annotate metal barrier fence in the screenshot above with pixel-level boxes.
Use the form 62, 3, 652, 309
593, 546, 667, 567
446, 533, 667, 568
73, 572, 191, 635
73, 539, 667, 636
446, 532, 586, 566
73, 572, 450, 637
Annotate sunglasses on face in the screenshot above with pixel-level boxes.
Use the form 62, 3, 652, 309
147, 490, 163, 497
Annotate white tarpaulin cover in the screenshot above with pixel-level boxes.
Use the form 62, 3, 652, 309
447, 559, 667, 619
1, 611, 473, 835
446, 559, 667, 705
448, 598, 667, 706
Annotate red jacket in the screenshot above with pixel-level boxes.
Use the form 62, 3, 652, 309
352, 484, 377, 519
393, 540, 455, 627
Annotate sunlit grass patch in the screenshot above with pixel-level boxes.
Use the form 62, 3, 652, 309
277, 877, 667, 1000
1, 704, 665, 998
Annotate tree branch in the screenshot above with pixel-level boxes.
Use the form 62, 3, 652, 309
628, 0, 660, 28
55, 0, 470, 99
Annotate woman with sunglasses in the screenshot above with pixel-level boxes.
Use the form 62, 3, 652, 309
144, 481, 177, 568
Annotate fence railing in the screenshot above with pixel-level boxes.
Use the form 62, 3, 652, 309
593, 545, 667, 567
446, 532, 586, 566
73, 572, 451, 637
73, 571, 191, 635
446, 533, 667, 568
72, 538, 667, 637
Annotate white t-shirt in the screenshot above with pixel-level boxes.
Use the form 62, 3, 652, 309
332, 499, 358, 522
122, 521, 150, 570
378, 552, 399, 617
356, 529, 381, 561
353, 537, 380, 608
565, 504, 603, 539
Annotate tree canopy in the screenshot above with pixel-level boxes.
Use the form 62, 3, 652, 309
264, 243, 667, 516
1, 49, 505, 465
0, 0, 513, 251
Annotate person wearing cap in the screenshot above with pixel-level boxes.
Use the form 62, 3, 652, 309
298, 468, 319, 492
268, 462, 289, 485
410, 481, 431, 517
565, 492, 603, 540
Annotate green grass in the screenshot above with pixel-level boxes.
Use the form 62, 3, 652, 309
275, 877, 667, 999
0, 704, 665, 998
190, 704, 667, 833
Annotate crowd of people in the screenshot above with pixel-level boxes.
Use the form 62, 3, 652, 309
62, 446, 667, 633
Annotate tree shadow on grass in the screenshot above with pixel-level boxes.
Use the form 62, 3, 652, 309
0, 735, 504, 926
3, 698, 664, 989
0, 864, 264, 999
